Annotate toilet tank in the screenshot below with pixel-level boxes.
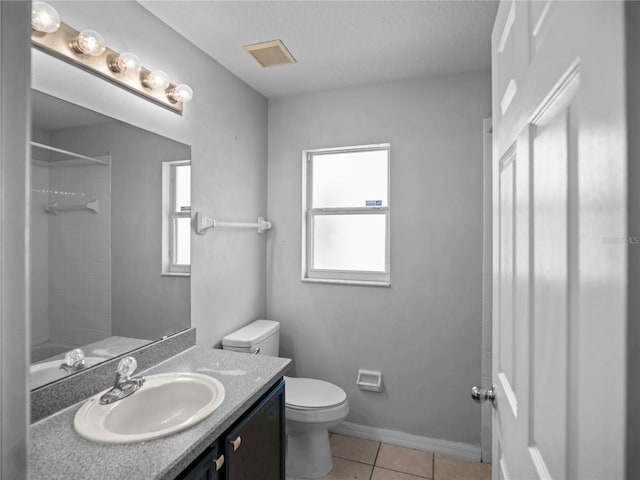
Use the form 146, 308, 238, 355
221, 319, 280, 356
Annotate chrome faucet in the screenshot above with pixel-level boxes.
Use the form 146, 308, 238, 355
99, 356, 145, 405
59, 348, 86, 374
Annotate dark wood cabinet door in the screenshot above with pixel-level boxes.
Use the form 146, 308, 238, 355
224, 379, 285, 480
177, 444, 223, 480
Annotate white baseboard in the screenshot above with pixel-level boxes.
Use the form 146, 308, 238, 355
331, 421, 482, 462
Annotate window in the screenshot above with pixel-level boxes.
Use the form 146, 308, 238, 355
162, 160, 191, 275
302, 144, 390, 285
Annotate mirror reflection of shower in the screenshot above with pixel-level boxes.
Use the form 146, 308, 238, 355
31, 120, 112, 364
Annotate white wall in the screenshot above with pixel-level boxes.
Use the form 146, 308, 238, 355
267, 71, 491, 446
33, 1, 269, 349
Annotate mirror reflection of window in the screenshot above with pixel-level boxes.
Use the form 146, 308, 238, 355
163, 160, 191, 274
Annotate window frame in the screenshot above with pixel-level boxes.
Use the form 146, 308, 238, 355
162, 160, 191, 276
301, 144, 391, 286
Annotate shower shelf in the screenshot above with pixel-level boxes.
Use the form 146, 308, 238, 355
31, 141, 110, 166
46, 200, 99, 215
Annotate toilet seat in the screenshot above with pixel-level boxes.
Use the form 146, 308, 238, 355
284, 376, 347, 410
285, 399, 349, 426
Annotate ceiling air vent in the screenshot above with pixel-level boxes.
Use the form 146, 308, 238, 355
243, 39, 296, 68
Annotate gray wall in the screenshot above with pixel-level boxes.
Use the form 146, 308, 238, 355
49, 121, 190, 341
33, 1, 268, 349
267, 71, 490, 446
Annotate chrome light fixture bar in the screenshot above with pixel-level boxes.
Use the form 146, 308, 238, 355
30, 3, 193, 114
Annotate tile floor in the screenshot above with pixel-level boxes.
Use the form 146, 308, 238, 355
286, 434, 491, 480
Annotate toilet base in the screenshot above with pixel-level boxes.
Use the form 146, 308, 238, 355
286, 428, 333, 479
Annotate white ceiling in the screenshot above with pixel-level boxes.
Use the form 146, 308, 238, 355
139, 1, 498, 98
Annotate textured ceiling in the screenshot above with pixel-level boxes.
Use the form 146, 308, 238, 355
139, 0, 498, 98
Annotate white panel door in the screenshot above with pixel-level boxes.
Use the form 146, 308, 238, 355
489, 2, 627, 479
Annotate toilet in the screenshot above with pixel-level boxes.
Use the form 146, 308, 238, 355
222, 319, 349, 479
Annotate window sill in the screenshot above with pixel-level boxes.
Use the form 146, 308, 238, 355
302, 278, 390, 288
161, 272, 190, 277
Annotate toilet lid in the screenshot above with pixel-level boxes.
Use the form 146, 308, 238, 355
284, 376, 347, 409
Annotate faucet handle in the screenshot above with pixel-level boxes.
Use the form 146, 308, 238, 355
116, 356, 138, 380
100, 356, 144, 405
64, 348, 85, 367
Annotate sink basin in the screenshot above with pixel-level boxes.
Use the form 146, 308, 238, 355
30, 357, 106, 389
73, 372, 225, 444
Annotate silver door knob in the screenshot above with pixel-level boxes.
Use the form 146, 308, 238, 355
471, 385, 497, 407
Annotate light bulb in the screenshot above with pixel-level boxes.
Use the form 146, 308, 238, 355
31, 2, 61, 33
72, 30, 106, 56
168, 84, 194, 104
109, 52, 141, 73
142, 70, 170, 91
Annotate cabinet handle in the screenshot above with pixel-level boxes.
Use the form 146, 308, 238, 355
214, 454, 224, 471
231, 436, 242, 451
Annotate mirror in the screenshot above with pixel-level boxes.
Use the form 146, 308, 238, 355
30, 90, 191, 389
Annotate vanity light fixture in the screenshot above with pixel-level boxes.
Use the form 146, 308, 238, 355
167, 84, 194, 104
30, 2, 193, 114
141, 70, 170, 91
31, 2, 61, 33
71, 29, 106, 56
108, 52, 141, 74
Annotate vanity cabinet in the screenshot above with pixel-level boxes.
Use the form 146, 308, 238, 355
224, 378, 285, 480
179, 444, 223, 480
178, 379, 285, 480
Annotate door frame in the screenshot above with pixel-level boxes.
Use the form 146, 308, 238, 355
481, 117, 493, 465
0, 2, 31, 478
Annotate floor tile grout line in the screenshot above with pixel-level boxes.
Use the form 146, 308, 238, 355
326, 456, 375, 480
362, 461, 432, 480
373, 441, 382, 466
373, 466, 432, 480
332, 454, 378, 467
290, 455, 483, 480
374, 442, 433, 480
432, 451, 435, 480
369, 440, 382, 480
330, 434, 381, 467
288, 465, 440, 480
